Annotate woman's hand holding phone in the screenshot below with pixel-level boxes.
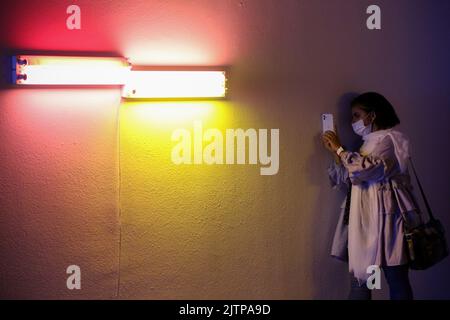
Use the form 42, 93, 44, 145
322, 129, 343, 164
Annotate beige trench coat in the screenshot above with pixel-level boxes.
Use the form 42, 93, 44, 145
328, 133, 423, 280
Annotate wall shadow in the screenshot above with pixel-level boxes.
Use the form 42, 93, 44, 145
306, 92, 361, 299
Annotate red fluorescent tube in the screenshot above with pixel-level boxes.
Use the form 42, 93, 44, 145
12, 55, 131, 85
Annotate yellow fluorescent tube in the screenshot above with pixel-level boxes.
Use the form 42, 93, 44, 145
13, 55, 131, 85
122, 70, 227, 99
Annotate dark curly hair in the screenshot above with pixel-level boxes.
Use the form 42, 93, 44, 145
351, 92, 400, 130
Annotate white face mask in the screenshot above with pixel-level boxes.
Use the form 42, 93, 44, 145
352, 115, 373, 136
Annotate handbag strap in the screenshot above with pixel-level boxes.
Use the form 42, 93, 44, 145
343, 177, 351, 225
408, 157, 435, 221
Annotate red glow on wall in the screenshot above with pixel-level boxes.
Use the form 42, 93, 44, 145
0, 0, 238, 65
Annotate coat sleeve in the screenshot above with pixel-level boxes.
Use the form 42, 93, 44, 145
327, 160, 350, 190
339, 135, 400, 185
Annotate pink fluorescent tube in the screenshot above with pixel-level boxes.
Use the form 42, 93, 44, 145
12, 55, 131, 85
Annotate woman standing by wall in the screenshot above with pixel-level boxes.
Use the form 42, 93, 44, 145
322, 92, 422, 300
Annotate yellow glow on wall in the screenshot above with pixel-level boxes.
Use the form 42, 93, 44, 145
119, 100, 233, 171
13, 55, 131, 85
117, 100, 290, 298
120, 101, 219, 125
122, 70, 227, 99
119, 100, 234, 200
119, 100, 237, 218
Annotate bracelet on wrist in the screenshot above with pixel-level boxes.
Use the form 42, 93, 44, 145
336, 146, 345, 156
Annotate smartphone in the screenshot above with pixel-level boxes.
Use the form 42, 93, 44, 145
321, 113, 334, 133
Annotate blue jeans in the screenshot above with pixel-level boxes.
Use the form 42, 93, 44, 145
348, 264, 413, 300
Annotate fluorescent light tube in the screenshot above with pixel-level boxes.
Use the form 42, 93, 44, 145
122, 70, 227, 99
12, 55, 131, 85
